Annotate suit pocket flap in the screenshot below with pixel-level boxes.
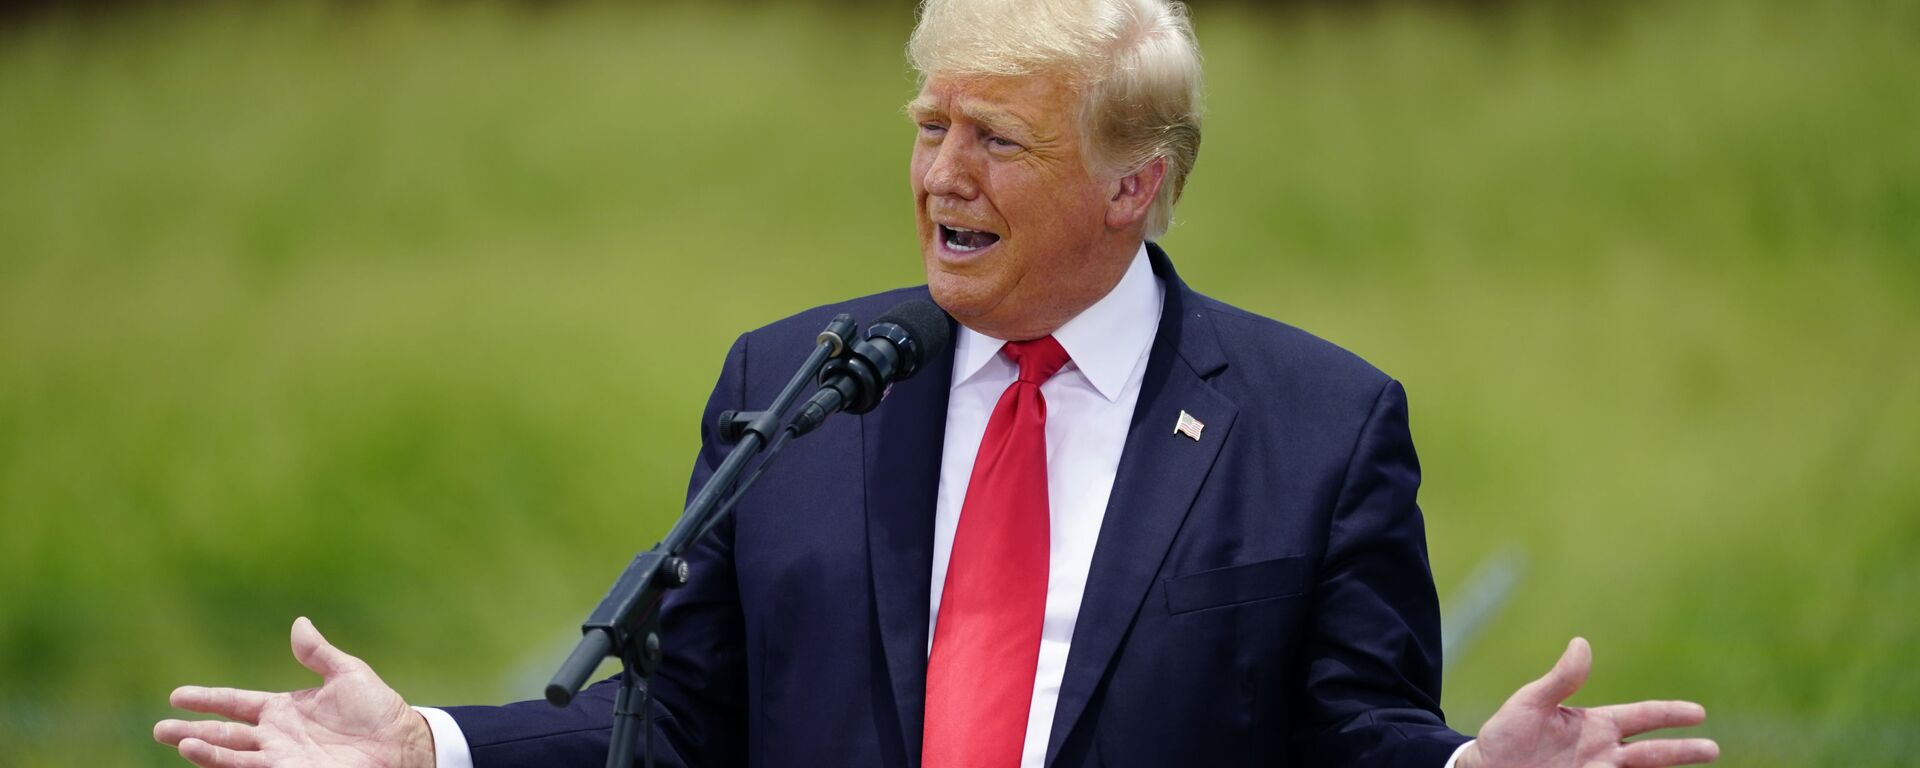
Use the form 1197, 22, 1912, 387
1164, 555, 1309, 615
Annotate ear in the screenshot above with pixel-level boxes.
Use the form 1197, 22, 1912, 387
1104, 156, 1167, 231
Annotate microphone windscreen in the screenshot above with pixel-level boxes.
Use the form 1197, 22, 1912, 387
872, 299, 953, 380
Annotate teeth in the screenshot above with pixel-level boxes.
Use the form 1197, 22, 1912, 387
942, 225, 994, 252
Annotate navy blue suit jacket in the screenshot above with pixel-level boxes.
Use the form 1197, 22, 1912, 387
447, 245, 1469, 766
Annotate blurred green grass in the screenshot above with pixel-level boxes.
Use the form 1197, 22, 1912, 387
1, 1, 1914, 765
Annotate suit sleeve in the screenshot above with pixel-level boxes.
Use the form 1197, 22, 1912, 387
440, 334, 753, 768
1296, 378, 1471, 767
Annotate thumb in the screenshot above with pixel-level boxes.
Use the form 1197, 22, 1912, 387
291, 616, 364, 680
1516, 636, 1591, 709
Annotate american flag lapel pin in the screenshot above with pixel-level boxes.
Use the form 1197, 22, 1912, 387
1174, 410, 1205, 441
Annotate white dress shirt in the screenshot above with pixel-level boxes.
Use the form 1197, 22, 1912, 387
423, 243, 1469, 767
928, 244, 1163, 768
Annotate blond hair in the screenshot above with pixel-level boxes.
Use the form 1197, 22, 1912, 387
908, 0, 1204, 239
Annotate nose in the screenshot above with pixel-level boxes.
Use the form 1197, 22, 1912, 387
922, 133, 980, 201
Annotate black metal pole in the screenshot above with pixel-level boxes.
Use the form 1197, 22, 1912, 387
544, 314, 856, 768
606, 665, 640, 768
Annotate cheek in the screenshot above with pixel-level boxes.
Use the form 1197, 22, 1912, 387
994, 163, 1092, 221
1007, 177, 1096, 238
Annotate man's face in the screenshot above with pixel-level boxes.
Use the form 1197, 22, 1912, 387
909, 73, 1130, 341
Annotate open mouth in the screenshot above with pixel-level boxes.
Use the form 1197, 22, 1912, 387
939, 224, 1002, 253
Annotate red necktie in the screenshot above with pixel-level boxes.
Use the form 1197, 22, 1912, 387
923, 335, 1072, 768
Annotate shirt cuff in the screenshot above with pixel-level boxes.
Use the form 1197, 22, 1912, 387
1442, 739, 1475, 768
413, 706, 475, 768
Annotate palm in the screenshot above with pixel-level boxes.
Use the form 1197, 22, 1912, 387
1477, 700, 1620, 765
156, 618, 433, 768
1462, 638, 1718, 768
250, 667, 414, 764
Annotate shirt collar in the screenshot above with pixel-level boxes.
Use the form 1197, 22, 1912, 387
950, 243, 1163, 402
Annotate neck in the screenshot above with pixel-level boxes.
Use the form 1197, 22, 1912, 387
958, 238, 1144, 341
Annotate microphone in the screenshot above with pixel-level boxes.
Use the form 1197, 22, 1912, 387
790, 299, 952, 436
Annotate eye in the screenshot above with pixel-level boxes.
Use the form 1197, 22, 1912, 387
986, 135, 1023, 152
918, 122, 947, 138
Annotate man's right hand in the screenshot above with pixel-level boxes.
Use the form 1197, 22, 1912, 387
154, 617, 436, 768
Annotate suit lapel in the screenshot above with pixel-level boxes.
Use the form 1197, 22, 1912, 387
863, 306, 955, 767
1045, 247, 1239, 765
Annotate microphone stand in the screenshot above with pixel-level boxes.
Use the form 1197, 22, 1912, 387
545, 313, 856, 768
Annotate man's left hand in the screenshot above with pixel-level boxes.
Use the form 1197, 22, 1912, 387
1457, 637, 1719, 768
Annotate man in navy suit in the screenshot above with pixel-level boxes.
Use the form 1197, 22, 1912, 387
157, 1, 1720, 766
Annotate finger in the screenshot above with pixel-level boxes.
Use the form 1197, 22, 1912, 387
154, 719, 262, 751
291, 616, 364, 679
1618, 737, 1720, 767
1516, 636, 1591, 708
1597, 700, 1708, 738
169, 686, 272, 723
177, 737, 269, 768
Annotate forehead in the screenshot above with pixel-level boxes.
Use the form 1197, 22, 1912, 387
908, 73, 1077, 130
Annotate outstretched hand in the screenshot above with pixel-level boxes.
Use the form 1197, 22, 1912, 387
1458, 638, 1718, 768
154, 617, 434, 768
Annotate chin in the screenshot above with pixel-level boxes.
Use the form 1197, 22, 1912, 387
924, 272, 973, 317
924, 270, 993, 324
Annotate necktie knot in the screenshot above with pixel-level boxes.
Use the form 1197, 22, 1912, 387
1002, 335, 1071, 385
